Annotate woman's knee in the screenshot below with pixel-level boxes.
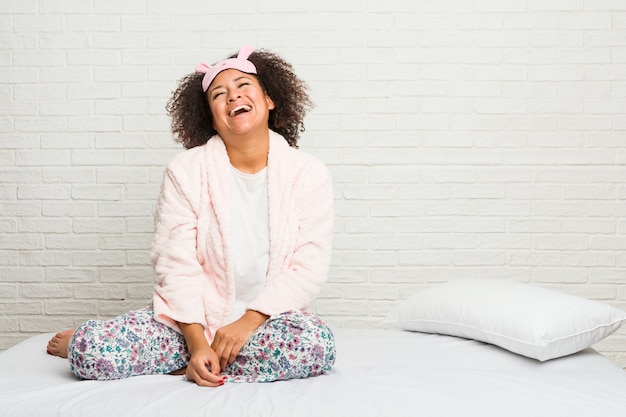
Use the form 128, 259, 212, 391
280, 311, 336, 368
224, 310, 336, 382
68, 314, 189, 381
68, 320, 123, 380
68, 321, 100, 379
298, 312, 337, 372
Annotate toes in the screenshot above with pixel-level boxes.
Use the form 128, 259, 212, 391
47, 340, 59, 355
46, 330, 74, 357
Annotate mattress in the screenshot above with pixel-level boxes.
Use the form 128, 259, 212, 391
1, 328, 625, 417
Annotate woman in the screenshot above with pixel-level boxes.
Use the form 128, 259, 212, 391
47, 46, 336, 387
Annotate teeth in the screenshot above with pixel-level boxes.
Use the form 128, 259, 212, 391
229, 105, 251, 118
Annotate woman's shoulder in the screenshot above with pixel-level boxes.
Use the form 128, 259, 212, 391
270, 131, 328, 173
165, 140, 213, 173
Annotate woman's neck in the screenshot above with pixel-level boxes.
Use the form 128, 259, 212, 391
223, 132, 270, 174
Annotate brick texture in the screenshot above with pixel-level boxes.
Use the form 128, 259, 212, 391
1, 0, 625, 367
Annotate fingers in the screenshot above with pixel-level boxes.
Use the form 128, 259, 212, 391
211, 335, 245, 370
186, 359, 225, 387
185, 348, 225, 388
212, 324, 250, 368
209, 312, 265, 368
211, 337, 232, 370
220, 344, 239, 369
227, 347, 239, 368
205, 350, 222, 377
187, 368, 226, 387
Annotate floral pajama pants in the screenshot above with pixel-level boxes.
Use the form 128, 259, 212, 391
67, 307, 336, 383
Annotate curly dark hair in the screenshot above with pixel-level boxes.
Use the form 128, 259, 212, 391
166, 49, 313, 149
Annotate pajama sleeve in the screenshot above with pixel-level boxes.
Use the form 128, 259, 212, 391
247, 161, 334, 316
151, 163, 207, 332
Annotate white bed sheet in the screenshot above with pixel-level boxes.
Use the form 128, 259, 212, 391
1, 328, 625, 417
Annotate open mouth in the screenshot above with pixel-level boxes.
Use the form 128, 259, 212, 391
229, 105, 252, 118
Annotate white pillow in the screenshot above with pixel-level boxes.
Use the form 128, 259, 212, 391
384, 279, 626, 361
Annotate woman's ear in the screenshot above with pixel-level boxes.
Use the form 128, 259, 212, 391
266, 95, 275, 110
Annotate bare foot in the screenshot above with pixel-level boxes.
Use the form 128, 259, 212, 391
46, 330, 74, 358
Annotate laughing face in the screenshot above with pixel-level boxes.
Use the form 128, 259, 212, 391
207, 69, 275, 140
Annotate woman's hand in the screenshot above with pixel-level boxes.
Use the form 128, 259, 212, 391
185, 345, 225, 387
211, 310, 269, 369
178, 322, 225, 387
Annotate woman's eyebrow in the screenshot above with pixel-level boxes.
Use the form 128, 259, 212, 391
209, 84, 224, 95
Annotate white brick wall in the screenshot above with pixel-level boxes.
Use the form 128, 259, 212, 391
1, 0, 625, 367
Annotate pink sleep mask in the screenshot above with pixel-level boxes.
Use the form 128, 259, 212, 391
196, 45, 257, 92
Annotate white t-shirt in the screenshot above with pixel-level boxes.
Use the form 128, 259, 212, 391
229, 165, 270, 322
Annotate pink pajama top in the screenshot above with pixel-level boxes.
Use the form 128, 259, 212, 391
150, 131, 334, 344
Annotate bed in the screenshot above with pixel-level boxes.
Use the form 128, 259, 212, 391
2, 279, 626, 417
1, 328, 626, 417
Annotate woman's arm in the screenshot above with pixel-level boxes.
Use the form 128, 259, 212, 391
151, 162, 207, 331
178, 322, 225, 387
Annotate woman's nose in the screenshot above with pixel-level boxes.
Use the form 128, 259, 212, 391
227, 91, 240, 102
